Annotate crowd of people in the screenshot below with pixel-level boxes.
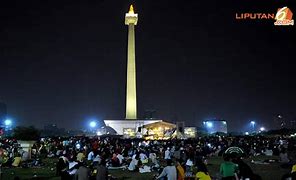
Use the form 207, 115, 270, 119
0, 134, 296, 180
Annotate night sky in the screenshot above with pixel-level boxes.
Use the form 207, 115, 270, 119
0, 0, 295, 131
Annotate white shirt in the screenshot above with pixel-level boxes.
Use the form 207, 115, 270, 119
128, 159, 138, 171
165, 149, 171, 159
140, 153, 148, 161
68, 161, 78, 175
87, 151, 94, 161
186, 159, 193, 166
117, 154, 124, 164
157, 166, 177, 180
149, 153, 157, 164
93, 155, 101, 162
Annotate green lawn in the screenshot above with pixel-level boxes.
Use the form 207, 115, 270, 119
1, 156, 291, 180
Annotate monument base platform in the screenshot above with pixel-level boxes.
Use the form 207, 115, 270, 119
104, 119, 162, 136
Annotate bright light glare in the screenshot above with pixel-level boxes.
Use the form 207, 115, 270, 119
206, 122, 213, 128
260, 127, 265, 131
245, 132, 249, 135
97, 131, 102, 136
89, 121, 97, 128
4, 119, 12, 126
250, 121, 255, 125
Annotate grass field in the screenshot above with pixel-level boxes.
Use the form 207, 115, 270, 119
1, 156, 291, 180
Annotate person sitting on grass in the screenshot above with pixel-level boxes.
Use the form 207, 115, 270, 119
94, 159, 108, 180
157, 159, 177, 180
56, 157, 68, 176
111, 153, 120, 167
68, 158, 79, 177
11, 153, 21, 167
290, 163, 296, 180
116, 153, 124, 166
128, 154, 139, 171
195, 159, 211, 180
76, 150, 85, 163
219, 154, 238, 180
139, 151, 148, 164
281, 161, 296, 180
75, 161, 90, 180
92, 153, 101, 167
279, 148, 291, 168
87, 150, 94, 162
232, 157, 262, 180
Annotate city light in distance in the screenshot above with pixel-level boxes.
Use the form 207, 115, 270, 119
4, 119, 12, 126
260, 127, 265, 131
206, 122, 213, 128
89, 121, 97, 128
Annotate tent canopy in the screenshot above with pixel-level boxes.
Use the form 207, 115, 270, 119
142, 121, 176, 129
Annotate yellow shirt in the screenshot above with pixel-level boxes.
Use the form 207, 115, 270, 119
291, 164, 296, 173
196, 172, 211, 180
176, 164, 185, 180
77, 152, 85, 162
12, 157, 21, 167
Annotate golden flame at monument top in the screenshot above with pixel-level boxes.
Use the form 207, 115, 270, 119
128, 5, 134, 14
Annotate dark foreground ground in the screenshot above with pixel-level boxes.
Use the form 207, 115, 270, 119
1, 156, 291, 180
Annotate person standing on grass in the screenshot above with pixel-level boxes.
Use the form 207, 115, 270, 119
165, 147, 171, 160
220, 155, 238, 180
176, 161, 185, 180
157, 159, 177, 180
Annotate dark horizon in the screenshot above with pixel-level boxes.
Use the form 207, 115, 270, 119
0, 0, 295, 131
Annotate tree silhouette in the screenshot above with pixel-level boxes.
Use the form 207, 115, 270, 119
13, 126, 40, 141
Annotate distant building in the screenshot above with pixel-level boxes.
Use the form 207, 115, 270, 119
203, 119, 228, 134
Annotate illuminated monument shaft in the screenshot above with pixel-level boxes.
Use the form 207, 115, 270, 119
125, 5, 138, 119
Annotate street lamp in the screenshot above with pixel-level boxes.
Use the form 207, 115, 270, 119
260, 127, 265, 131
89, 121, 97, 128
4, 119, 12, 126
206, 122, 213, 128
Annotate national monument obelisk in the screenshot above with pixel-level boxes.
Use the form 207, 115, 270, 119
125, 5, 138, 120
104, 5, 162, 135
